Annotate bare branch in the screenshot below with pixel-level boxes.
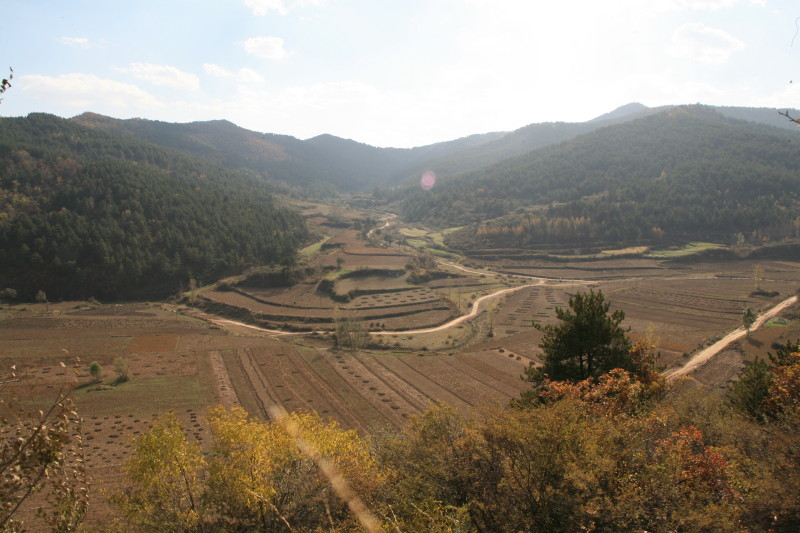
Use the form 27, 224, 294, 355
778, 110, 800, 125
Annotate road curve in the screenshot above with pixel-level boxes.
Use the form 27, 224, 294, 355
665, 295, 798, 380
372, 280, 544, 336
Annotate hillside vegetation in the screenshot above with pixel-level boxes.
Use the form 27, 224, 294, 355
71, 113, 504, 193
397, 106, 800, 248
0, 113, 308, 300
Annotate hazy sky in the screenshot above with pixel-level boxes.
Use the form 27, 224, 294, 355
2, 0, 798, 147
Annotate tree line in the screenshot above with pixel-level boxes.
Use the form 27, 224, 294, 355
0, 113, 309, 300
395, 106, 800, 248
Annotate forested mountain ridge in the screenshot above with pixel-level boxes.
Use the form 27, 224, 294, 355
0, 113, 309, 301
398, 105, 800, 248
70, 104, 800, 195
393, 102, 668, 184
70, 104, 646, 194
71, 113, 505, 192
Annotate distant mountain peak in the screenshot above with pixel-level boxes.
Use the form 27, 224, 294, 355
71, 111, 120, 127
590, 102, 650, 123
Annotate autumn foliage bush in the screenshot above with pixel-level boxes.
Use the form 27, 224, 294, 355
109, 348, 800, 532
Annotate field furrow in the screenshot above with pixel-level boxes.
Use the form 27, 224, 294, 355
355, 353, 433, 412
404, 357, 507, 407
374, 356, 473, 409
296, 347, 392, 430
454, 354, 529, 395
261, 347, 368, 432
325, 352, 417, 428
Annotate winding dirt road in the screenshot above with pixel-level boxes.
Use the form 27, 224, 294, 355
665, 295, 798, 380
192, 213, 800, 379
372, 280, 545, 336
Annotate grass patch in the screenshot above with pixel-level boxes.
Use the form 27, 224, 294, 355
430, 249, 460, 259
399, 228, 428, 237
300, 236, 330, 258
406, 239, 427, 249
441, 226, 463, 235
600, 246, 649, 256
75, 374, 210, 416
325, 268, 354, 281
646, 242, 725, 258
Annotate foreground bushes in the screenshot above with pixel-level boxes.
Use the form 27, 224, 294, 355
112, 366, 800, 532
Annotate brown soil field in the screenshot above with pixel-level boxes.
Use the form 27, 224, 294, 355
5, 211, 800, 532
0, 299, 536, 527
455, 259, 800, 379
201, 289, 455, 330
0, 303, 223, 529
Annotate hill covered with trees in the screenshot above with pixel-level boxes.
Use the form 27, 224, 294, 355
70, 104, 800, 198
397, 106, 800, 248
0, 113, 309, 300
71, 113, 505, 193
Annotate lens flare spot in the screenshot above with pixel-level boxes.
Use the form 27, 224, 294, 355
420, 170, 436, 190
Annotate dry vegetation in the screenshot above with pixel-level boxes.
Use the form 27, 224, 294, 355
4, 206, 800, 530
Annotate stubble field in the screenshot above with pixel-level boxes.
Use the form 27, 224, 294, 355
3, 244, 800, 529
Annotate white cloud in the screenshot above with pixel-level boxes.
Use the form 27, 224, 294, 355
237, 68, 264, 83
21, 73, 164, 109
203, 63, 231, 78
116, 63, 200, 90
245, 0, 288, 15
755, 82, 800, 111
655, 0, 764, 10
244, 0, 326, 15
669, 23, 744, 64
203, 63, 264, 83
59, 37, 90, 47
244, 36, 287, 59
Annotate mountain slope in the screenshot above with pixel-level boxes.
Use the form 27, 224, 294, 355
0, 113, 309, 300
71, 104, 800, 195
392, 103, 670, 185
399, 105, 800, 247
71, 113, 505, 192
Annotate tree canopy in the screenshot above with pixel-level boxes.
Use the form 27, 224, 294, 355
0, 113, 309, 300
528, 289, 632, 382
398, 106, 800, 248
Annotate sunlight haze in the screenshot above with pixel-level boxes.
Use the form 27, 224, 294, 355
2, 0, 797, 147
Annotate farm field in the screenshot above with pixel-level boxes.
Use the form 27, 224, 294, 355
5, 202, 800, 529
1, 301, 531, 527
3, 258, 799, 527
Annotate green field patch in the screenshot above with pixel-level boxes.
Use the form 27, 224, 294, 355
75, 374, 210, 415
429, 233, 445, 246
766, 317, 789, 327
300, 236, 330, 258
325, 268, 354, 281
430, 249, 460, 259
399, 228, 428, 237
600, 246, 649, 256
406, 239, 427, 249
646, 242, 725, 258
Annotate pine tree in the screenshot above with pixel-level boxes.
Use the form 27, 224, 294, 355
527, 289, 632, 382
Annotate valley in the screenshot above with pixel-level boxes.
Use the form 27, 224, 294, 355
3, 201, 800, 527
4, 103, 800, 530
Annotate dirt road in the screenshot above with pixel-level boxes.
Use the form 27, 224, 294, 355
665, 295, 798, 379
372, 281, 544, 335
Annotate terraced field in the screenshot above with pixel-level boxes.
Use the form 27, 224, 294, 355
221, 338, 530, 432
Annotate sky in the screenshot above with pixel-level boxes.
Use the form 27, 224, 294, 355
1, 0, 799, 148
